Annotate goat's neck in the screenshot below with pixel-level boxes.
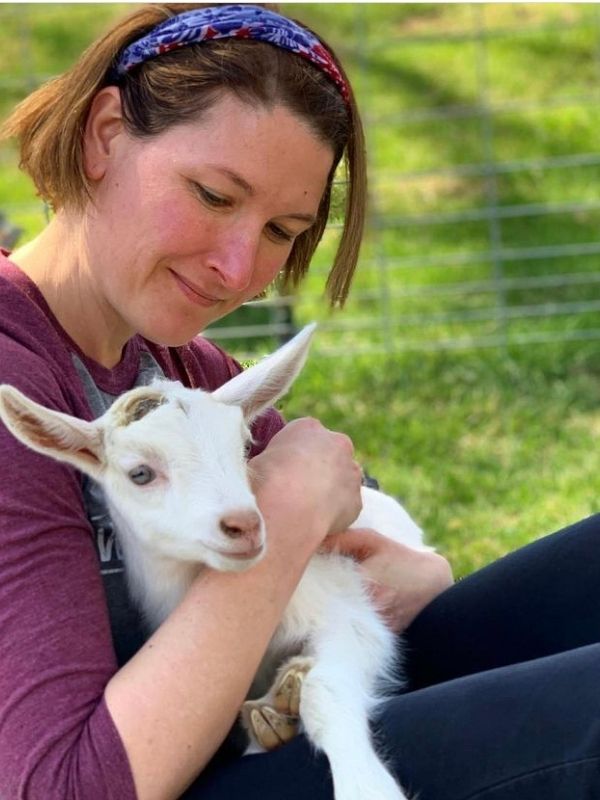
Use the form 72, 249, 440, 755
108, 504, 201, 630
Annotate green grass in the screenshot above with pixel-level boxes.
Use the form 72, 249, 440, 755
0, 3, 598, 576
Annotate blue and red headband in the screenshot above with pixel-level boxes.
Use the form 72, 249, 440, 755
115, 4, 350, 105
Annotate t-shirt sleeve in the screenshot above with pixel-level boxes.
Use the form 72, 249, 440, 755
0, 342, 136, 799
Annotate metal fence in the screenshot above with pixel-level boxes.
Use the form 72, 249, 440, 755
2, 4, 600, 359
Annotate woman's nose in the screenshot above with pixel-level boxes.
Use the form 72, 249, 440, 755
209, 231, 260, 293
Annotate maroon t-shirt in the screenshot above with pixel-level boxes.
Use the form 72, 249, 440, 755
0, 253, 284, 799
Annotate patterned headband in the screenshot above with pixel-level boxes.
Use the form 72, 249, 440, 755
115, 4, 350, 105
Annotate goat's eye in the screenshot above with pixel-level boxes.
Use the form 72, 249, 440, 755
128, 465, 156, 485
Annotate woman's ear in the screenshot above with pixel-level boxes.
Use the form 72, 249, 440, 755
83, 86, 125, 181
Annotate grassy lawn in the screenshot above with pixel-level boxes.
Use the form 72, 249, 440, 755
0, 3, 598, 577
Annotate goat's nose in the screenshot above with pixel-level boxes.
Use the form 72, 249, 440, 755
219, 509, 262, 540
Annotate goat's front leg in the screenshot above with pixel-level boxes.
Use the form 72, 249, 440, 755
241, 655, 314, 752
299, 607, 411, 800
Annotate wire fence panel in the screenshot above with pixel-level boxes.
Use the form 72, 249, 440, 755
1, 4, 599, 358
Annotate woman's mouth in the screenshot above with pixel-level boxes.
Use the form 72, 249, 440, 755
169, 269, 223, 308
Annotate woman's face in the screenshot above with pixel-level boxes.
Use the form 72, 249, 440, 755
84, 90, 334, 347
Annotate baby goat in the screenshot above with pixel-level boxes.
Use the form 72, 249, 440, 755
0, 325, 428, 800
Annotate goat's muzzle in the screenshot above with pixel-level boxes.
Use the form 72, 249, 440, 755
220, 509, 261, 538
218, 508, 264, 555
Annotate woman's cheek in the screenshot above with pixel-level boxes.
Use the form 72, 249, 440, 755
253, 244, 291, 290
153, 198, 205, 254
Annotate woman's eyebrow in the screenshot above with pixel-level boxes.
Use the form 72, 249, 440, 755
282, 212, 317, 224
206, 164, 255, 196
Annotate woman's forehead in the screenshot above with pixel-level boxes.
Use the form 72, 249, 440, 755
160, 94, 332, 155
152, 97, 334, 197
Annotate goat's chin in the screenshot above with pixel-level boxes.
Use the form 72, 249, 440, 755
147, 537, 266, 570
205, 546, 266, 573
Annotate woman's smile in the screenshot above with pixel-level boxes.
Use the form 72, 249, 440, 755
168, 269, 224, 308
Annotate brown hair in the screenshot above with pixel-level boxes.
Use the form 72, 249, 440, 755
1, 3, 366, 305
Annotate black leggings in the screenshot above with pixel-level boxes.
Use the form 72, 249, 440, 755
184, 514, 600, 799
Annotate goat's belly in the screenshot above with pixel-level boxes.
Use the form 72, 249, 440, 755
256, 552, 398, 700
246, 557, 364, 699
272, 554, 366, 647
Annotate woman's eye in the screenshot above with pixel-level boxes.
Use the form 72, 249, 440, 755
128, 464, 156, 485
196, 184, 230, 208
267, 223, 294, 243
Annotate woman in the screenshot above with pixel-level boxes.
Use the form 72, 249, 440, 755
0, 4, 598, 800
0, 4, 449, 798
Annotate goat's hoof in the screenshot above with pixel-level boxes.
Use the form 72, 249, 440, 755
273, 659, 313, 717
241, 657, 313, 750
241, 701, 299, 751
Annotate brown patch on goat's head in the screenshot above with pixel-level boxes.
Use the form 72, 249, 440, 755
114, 390, 168, 427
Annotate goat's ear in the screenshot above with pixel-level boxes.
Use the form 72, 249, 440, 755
212, 323, 316, 422
0, 384, 105, 478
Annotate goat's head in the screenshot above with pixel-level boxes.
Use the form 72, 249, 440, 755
0, 324, 316, 572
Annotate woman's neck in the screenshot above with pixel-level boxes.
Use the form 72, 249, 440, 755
11, 214, 132, 368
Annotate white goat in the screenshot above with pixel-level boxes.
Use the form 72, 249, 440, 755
0, 325, 428, 800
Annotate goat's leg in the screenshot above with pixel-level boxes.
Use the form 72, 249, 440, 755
241, 655, 314, 751
299, 613, 410, 800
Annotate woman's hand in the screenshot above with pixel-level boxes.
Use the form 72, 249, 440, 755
249, 418, 364, 555
321, 528, 454, 632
